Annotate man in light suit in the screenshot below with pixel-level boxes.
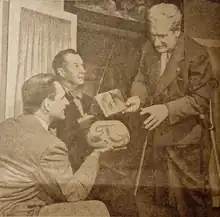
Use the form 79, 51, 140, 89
0, 73, 110, 216
125, 3, 215, 217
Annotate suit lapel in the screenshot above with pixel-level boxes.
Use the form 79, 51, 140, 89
65, 93, 82, 118
21, 115, 49, 133
81, 94, 93, 113
154, 35, 184, 96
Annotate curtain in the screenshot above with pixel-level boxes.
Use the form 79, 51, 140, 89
14, 7, 71, 116
0, 0, 9, 122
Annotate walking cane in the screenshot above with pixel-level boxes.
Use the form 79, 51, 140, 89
134, 135, 149, 196
209, 97, 220, 178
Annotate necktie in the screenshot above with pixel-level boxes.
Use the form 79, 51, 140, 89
160, 52, 170, 76
74, 97, 85, 116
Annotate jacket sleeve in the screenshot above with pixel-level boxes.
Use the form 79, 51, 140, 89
166, 52, 213, 125
38, 141, 100, 202
130, 43, 149, 105
56, 107, 80, 146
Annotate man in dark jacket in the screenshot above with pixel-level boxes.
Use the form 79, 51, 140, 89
125, 3, 214, 217
51, 49, 139, 217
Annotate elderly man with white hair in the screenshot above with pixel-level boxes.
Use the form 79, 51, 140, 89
124, 3, 214, 217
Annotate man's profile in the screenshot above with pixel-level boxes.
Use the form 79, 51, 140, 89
0, 73, 110, 216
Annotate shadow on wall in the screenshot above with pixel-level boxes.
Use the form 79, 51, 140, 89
184, 0, 220, 39
78, 29, 143, 98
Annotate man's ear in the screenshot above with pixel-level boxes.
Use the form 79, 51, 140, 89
42, 98, 52, 113
175, 29, 181, 38
57, 68, 65, 78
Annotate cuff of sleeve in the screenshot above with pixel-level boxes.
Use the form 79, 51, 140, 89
166, 100, 181, 125
131, 82, 148, 105
89, 152, 101, 159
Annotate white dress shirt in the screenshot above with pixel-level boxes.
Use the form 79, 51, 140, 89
160, 52, 171, 76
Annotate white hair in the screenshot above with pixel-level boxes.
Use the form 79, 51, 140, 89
148, 3, 182, 31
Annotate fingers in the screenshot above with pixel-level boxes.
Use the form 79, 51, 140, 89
125, 100, 132, 107
112, 146, 127, 151
144, 118, 158, 130
126, 96, 140, 106
143, 115, 155, 125
122, 106, 136, 113
123, 99, 140, 113
143, 117, 163, 131
126, 97, 135, 105
94, 146, 114, 153
140, 105, 167, 130
149, 120, 161, 131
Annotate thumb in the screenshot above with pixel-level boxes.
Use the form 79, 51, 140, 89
140, 107, 151, 115
125, 101, 131, 106
126, 98, 133, 105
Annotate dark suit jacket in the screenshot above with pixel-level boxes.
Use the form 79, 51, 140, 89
55, 93, 95, 171
131, 35, 213, 205
131, 35, 213, 147
54, 91, 139, 217
0, 115, 99, 216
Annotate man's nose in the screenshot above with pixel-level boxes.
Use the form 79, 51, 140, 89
154, 36, 162, 47
80, 65, 86, 74
64, 97, 70, 106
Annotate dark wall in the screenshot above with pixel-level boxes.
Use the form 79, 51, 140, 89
184, 0, 220, 39
64, 0, 147, 99
77, 24, 144, 99
64, 0, 185, 99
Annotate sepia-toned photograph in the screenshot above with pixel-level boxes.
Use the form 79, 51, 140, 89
0, 0, 220, 216
95, 89, 127, 117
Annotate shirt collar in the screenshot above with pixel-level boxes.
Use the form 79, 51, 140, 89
34, 115, 49, 131
58, 77, 84, 99
69, 89, 83, 99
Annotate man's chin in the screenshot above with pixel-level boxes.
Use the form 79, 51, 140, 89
77, 80, 85, 85
156, 48, 168, 53
60, 115, 66, 120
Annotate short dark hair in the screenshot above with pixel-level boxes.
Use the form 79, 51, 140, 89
52, 49, 78, 75
22, 73, 57, 114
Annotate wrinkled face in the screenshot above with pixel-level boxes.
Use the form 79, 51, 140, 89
47, 82, 69, 120
63, 53, 86, 85
150, 20, 180, 53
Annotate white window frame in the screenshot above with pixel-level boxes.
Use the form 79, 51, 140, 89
5, 0, 77, 118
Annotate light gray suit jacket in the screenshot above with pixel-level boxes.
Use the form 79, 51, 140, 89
0, 115, 99, 216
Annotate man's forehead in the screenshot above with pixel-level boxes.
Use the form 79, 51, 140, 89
64, 53, 83, 64
150, 19, 173, 35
